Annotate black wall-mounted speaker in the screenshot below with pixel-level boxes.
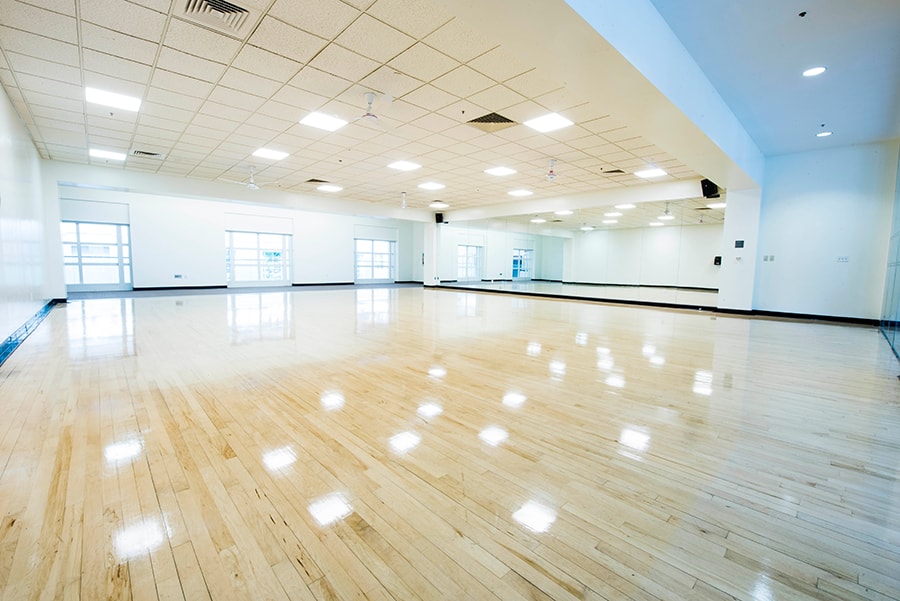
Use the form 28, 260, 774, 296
435, 212, 444, 224
701, 178, 720, 199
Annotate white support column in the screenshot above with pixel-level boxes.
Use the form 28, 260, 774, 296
423, 221, 440, 287
717, 187, 762, 311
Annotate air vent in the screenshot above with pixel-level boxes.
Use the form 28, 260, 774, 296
182, 0, 255, 37
466, 112, 517, 133
130, 149, 166, 159
305, 178, 329, 184
694, 207, 712, 211
603, 169, 625, 174
551, 219, 564, 223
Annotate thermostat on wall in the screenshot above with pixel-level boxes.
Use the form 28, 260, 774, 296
735, 240, 745, 248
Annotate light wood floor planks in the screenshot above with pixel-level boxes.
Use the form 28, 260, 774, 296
0, 287, 898, 600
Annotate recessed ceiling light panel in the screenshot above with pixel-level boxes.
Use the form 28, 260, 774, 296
554, 209, 573, 216
580, 225, 594, 231
508, 189, 533, 197
429, 201, 449, 209
707, 202, 727, 209
523, 113, 573, 133
615, 204, 636, 209
604, 212, 622, 217
388, 160, 421, 171
300, 112, 348, 132
530, 217, 546, 223
317, 184, 342, 192
602, 219, 618, 224
89, 148, 127, 161
253, 148, 289, 161
649, 222, 664, 227
418, 182, 445, 190
816, 131, 833, 137
658, 215, 675, 221
634, 168, 667, 178
802, 66, 827, 77
85, 87, 141, 112
485, 166, 516, 176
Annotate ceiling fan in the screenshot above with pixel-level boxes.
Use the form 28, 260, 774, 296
218, 166, 277, 190
352, 92, 391, 130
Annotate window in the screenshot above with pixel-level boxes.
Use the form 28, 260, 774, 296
457, 245, 483, 281
61, 221, 132, 291
226, 231, 292, 286
355, 239, 396, 283
512, 248, 533, 280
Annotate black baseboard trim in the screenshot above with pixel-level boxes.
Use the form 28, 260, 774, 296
480, 278, 513, 282
134, 285, 227, 291
562, 281, 719, 293
717, 308, 879, 327
394, 280, 424, 285
440, 279, 459, 283
532, 279, 563, 283
292, 282, 354, 287
0, 299, 62, 368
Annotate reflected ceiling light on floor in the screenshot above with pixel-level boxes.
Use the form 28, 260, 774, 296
428, 366, 447, 379
308, 493, 352, 527
554, 209, 573, 216
263, 446, 297, 471
252, 148, 289, 161
417, 402, 443, 419
300, 111, 348, 131
104, 439, 142, 464
418, 182, 445, 190
530, 217, 547, 224
549, 360, 566, 378
706, 202, 727, 209
502, 391, 526, 408
114, 520, 165, 560
615, 203, 636, 210
513, 501, 557, 533
429, 201, 449, 209
635, 168, 667, 179
320, 390, 345, 411
389, 431, 421, 454
508, 189, 533, 197
650, 355, 666, 366
605, 374, 626, 388
693, 370, 713, 396
478, 426, 508, 446
388, 160, 421, 171
485, 166, 516, 176
523, 112, 573, 133
85, 87, 141, 111
802, 66, 827, 77
619, 426, 650, 451
575, 332, 588, 346
89, 148, 127, 161
526, 341, 542, 356
317, 184, 342, 192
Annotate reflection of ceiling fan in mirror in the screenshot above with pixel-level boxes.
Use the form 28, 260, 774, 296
218, 166, 277, 190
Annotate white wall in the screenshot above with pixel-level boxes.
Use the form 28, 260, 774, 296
0, 85, 46, 342
754, 142, 899, 319
536, 236, 565, 280
437, 223, 560, 281
55, 187, 418, 289
568, 224, 723, 288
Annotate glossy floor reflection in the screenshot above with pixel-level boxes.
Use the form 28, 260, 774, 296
1, 287, 898, 600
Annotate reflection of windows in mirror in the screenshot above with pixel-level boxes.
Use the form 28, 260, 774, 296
355, 239, 396, 283
512, 249, 533, 280
457, 245, 482, 282
356, 288, 392, 325
67, 299, 135, 359
226, 293, 292, 344
60, 221, 132, 291
456, 293, 478, 317
225, 231, 292, 286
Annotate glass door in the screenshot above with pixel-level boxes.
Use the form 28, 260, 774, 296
512, 248, 533, 280
226, 231, 292, 287
457, 245, 483, 282
61, 221, 132, 292
355, 239, 396, 283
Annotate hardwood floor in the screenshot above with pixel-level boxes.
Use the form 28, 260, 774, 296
1, 287, 898, 600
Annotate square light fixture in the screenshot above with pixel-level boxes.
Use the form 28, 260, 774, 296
508, 189, 533, 197
317, 184, 342, 192
554, 209, 573, 216
707, 202, 727, 209
253, 148, 289, 161
615, 203, 636, 209
634, 168, 667, 178
85, 87, 141, 112
89, 148, 127, 161
523, 112, 573, 133
388, 160, 421, 171
485, 166, 516, 176
300, 112, 348, 132
429, 201, 449, 209
418, 182, 445, 190
530, 217, 546, 224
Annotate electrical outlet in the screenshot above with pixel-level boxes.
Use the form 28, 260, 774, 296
174, 274, 183, 279
837, 256, 849, 263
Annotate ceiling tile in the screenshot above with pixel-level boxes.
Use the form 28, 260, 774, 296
245, 112, 293, 133
0, 26, 79, 66
150, 69, 214, 99
334, 14, 415, 63
268, 0, 361, 40
34, 115, 83, 133
164, 17, 243, 62
134, 126, 180, 142
290, 67, 353, 98
388, 42, 458, 82
411, 112, 457, 133
247, 16, 328, 65
467, 47, 532, 82
424, 19, 496, 63
23, 89, 82, 113
257, 99, 302, 122
15, 72, 81, 99
80, 0, 166, 43
466, 85, 526, 113
0, 3, 77, 43
308, 43, 380, 82
4, 53, 80, 85
207, 86, 265, 113
219, 68, 282, 99
82, 49, 152, 85
80, 23, 158, 65
156, 47, 227, 83
359, 65, 422, 99
232, 45, 303, 82
199, 101, 253, 124
40, 127, 86, 147
140, 101, 195, 123
401, 84, 456, 111
271, 86, 329, 113
82, 72, 145, 98
505, 69, 563, 99
138, 113, 190, 133
367, 0, 452, 39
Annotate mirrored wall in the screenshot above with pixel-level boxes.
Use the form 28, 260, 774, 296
880, 162, 900, 358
